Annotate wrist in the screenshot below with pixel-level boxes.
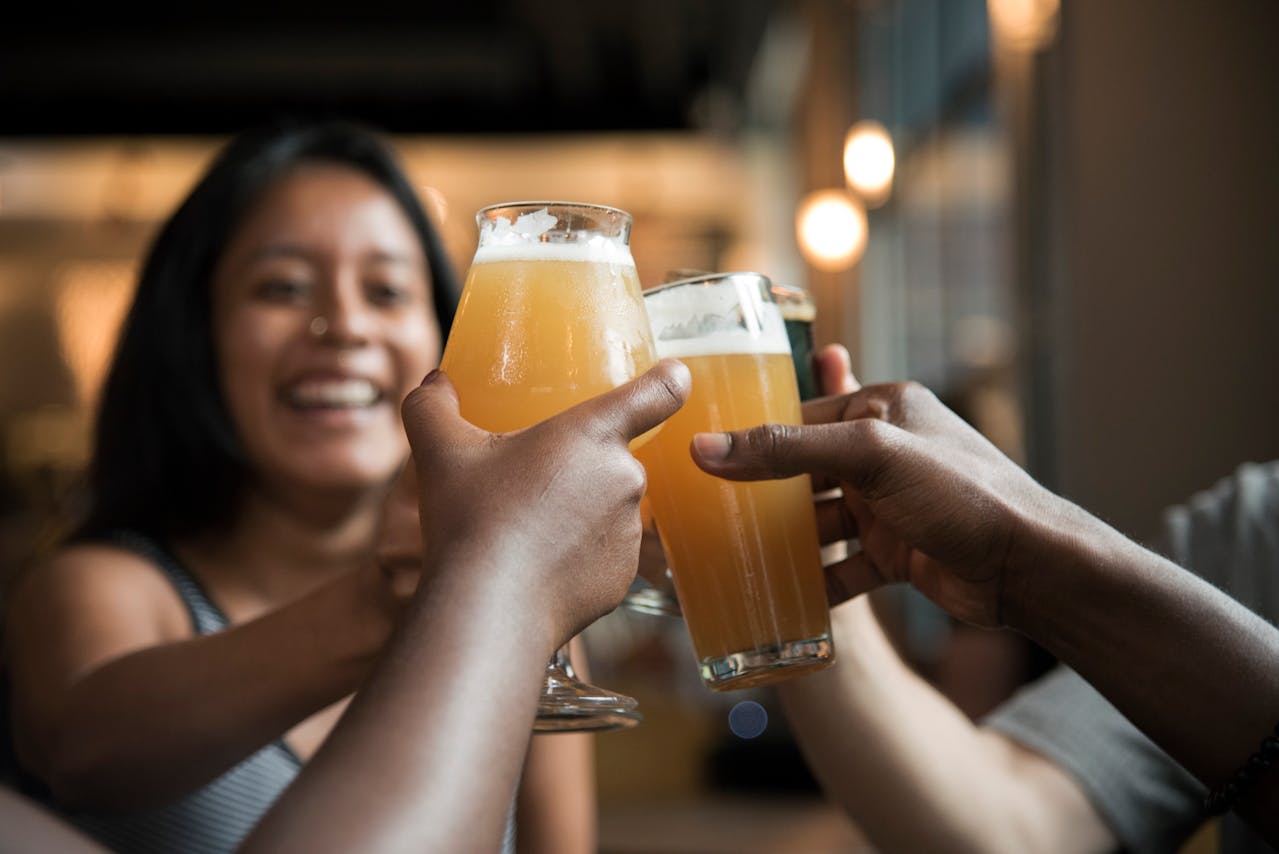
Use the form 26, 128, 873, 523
1001, 494, 1127, 642
412, 542, 560, 661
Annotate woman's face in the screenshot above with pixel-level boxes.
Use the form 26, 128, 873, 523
211, 163, 442, 496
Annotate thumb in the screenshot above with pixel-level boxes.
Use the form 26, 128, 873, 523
400, 370, 483, 474
559, 359, 691, 444
814, 344, 860, 396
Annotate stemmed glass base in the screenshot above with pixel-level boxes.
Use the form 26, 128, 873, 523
533, 645, 642, 732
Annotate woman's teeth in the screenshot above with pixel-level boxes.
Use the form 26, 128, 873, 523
287, 379, 380, 408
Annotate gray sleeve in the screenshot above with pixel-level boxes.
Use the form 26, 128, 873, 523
984, 667, 1205, 854
1159, 461, 1279, 620
985, 462, 1279, 853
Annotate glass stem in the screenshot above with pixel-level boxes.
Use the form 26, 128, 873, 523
550, 644, 577, 680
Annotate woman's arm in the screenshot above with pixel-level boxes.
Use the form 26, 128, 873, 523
241, 362, 689, 854
5, 548, 398, 810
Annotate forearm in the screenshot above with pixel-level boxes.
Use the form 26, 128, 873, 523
1012, 515, 1279, 835
242, 549, 552, 854
24, 565, 392, 810
780, 596, 1104, 853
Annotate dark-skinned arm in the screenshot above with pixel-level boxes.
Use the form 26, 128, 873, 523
692, 376, 1279, 844
242, 361, 689, 854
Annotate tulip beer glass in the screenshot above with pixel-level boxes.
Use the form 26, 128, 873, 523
439, 202, 655, 730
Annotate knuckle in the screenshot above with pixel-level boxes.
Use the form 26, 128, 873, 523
652, 368, 686, 412
897, 380, 937, 416
749, 423, 795, 460
901, 380, 935, 406
885, 381, 912, 408
619, 457, 647, 500
849, 416, 882, 444
849, 417, 894, 459
846, 419, 899, 496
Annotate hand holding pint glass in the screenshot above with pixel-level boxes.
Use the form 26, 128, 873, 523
635, 273, 834, 690
439, 202, 655, 731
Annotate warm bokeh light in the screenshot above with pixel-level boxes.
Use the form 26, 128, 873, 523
795, 189, 867, 271
988, 0, 1059, 51
843, 120, 895, 206
420, 185, 448, 225
54, 261, 136, 409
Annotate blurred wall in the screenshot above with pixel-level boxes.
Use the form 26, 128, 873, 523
1048, 1, 1279, 538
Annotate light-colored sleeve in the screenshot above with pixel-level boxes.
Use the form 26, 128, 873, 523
986, 461, 1279, 854
983, 666, 1204, 854
1161, 461, 1279, 619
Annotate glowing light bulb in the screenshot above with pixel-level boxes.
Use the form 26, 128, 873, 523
843, 120, 895, 206
988, 0, 1059, 51
796, 189, 867, 271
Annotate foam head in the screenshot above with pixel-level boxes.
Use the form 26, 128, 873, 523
644, 272, 791, 359
472, 203, 636, 265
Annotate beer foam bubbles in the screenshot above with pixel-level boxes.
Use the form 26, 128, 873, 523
472, 240, 635, 265
473, 206, 636, 266
645, 280, 791, 359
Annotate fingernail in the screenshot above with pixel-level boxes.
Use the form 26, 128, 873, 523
692, 432, 731, 461
420, 369, 441, 386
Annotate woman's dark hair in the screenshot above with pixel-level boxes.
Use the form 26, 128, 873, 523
77, 118, 460, 541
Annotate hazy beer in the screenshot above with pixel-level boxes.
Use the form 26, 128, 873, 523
638, 273, 832, 690
439, 203, 655, 730
441, 252, 653, 429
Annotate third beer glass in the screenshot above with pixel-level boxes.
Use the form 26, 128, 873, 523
771, 282, 818, 402
637, 272, 833, 690
439, 202, 655, 730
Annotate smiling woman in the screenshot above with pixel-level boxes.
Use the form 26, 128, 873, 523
209, 162, 440, 494
0, 120, 593, 854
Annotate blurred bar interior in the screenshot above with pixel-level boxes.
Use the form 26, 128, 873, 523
1, 1, 1276, 851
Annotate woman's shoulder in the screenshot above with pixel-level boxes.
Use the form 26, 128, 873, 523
6, 537, 191, 642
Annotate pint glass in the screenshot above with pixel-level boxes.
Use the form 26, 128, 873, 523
637, 272, 833, 690
625, 278, 821, 621
440, 202, 655, 731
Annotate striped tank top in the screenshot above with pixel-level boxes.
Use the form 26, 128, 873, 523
46, 531, 305, 854
24, 531, 517, 853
